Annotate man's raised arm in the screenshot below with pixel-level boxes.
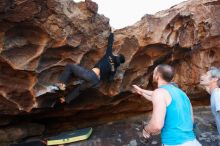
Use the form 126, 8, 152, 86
106, 33, 114, 56
132, 85, 153, 101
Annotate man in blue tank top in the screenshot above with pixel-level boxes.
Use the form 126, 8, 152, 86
133, 64, 201, 146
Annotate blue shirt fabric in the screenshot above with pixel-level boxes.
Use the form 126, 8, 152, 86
160, 84, 195, 145
210, 88, 220, 135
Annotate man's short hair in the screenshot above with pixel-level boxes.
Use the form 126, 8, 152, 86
119, 54, 125, 64
156, 64, 174, 82
208, 66, 220, 87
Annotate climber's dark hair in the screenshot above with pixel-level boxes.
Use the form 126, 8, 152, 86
119, 54, 125, 63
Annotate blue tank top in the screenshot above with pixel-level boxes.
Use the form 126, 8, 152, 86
160, 84, 195, 145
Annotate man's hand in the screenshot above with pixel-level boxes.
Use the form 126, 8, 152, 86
59, 97, 65, 103
142, 128, 151, 139
132, 85, 143, 95
132, 85, 153, 101
111, 27, 116, 32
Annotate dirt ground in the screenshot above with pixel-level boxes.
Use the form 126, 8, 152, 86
65, 106, 220, 146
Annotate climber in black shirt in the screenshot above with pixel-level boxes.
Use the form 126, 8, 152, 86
94, 33, 124, 82
50, 33, 125, 104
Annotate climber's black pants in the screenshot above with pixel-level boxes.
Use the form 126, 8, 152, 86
59, 64, 100, 103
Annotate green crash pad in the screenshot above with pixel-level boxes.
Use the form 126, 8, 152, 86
47, 127, 92, 145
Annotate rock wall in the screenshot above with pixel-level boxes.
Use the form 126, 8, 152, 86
0, 0, 219, 143
0, 0, 111, 113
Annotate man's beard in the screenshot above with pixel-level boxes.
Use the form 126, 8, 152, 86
205, 86, 211, 94
152, 76, 158, 87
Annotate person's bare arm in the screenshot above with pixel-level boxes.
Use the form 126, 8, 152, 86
132, 85, 153, 101
142, 89, 153, 97
144, 89, 167, 135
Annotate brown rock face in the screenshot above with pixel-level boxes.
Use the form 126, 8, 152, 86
0, 123, 44, 143
0, 0, 111, 114
114, 0, 220, 97
0, 0, 219, 143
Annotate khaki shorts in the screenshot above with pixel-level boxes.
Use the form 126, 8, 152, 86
162, 139, 202, 146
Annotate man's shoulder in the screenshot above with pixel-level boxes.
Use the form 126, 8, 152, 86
152, 88, 172, 106
215, 88, 220, 94
152, 88, 170, 99
212, 88, 220, 98
153, 88, 168, 94
212, 88, 220, 94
